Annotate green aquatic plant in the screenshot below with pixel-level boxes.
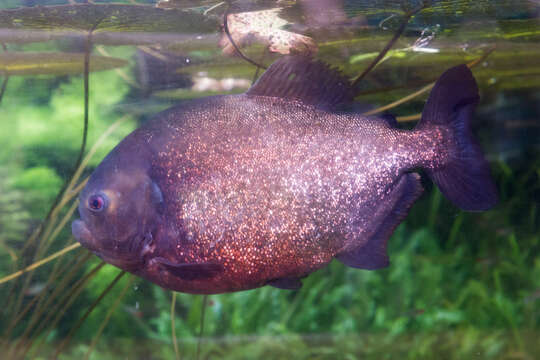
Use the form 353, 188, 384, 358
0, 26, 135, 358
0, 167, 31, 263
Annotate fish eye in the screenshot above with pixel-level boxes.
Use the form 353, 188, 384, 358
87, 193, 108, 213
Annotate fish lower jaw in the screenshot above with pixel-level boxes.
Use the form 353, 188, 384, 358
71, 219, 97, 251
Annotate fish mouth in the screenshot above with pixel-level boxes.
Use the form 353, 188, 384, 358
72, 219, 98, 251
72, 219, 148, 272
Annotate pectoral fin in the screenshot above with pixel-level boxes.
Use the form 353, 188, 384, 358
154, 257, 223, 280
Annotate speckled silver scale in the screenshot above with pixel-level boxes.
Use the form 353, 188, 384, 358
129, 94, 444, 293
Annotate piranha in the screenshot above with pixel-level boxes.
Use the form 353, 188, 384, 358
72, 56, 497, 294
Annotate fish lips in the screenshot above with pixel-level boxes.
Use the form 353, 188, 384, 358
72, 219, 98, 252
72, 219, 146, 272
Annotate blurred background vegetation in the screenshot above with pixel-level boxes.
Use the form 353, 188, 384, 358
0, 0, 538, 359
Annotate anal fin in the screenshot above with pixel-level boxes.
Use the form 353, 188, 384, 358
337, 173, 423, 270
154, 257, 223, 281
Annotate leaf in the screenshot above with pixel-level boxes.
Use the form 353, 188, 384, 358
0, 52, 127, 75
220, 8, 317, 55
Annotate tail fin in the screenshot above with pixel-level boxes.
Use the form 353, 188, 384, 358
417, 65, 497, 211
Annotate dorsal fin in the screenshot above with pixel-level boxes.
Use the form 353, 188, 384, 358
246, 56, 354, 108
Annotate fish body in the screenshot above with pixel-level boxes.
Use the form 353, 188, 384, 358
72, 57, 497, 294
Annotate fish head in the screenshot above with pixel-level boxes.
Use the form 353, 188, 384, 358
72, 143, 163, 272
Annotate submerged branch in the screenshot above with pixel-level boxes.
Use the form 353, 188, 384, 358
251, 48, 267, 85
223, 8, 267, 70
396, 113, 422, 122
196, 295, 209, 360
0, 76, 9, 104
0, 42, 9, 105
362, 82, 434, 116
203, 1, 225, 16
362, 47, 496, 117
171, 292, 181, 360
351, 4, 428, 91
70, 29, 92, 191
